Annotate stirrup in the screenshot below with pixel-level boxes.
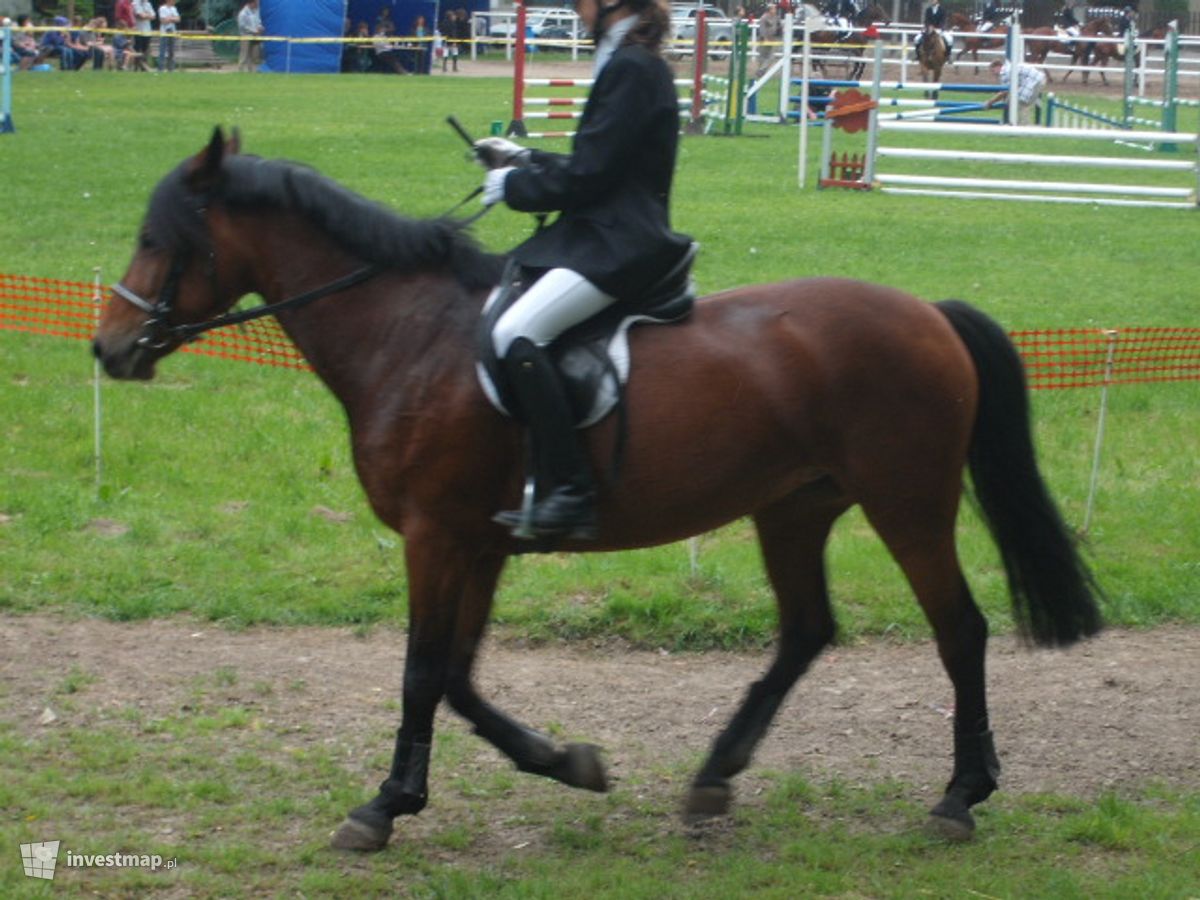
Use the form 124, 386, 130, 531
493, 478, 597, 541
499, 474, 538, 540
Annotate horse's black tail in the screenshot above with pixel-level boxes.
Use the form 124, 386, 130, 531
936, 300, 1103, 648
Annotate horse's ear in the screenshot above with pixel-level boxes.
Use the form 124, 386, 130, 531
186, 126, 231, 191
227, 127, 241, 156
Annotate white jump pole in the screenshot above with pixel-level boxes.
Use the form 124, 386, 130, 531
1, 25, 14, 134
779, 12, 794, 123
797, 14, 812, 188
1006, 21, 1021, 127
92, 267, 104, 496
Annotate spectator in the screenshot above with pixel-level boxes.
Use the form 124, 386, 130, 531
157, 1, 180, 71
756, 2, 781, 77
344, 20, 372, 72
454, 9, 472, 67
237, 0, 264, 72
412, 14, 428, 72
83, 17, 118, 69
439, 9, 467, 72
372, 19, 410, 74
339, 16, 355, 71
58, 17, 91, 69
986, 57, 1046, 125
38, 17, 68, 68
6, 15, 41, 70
113, 0, 135, 32
131, 0, 155, 59
108, 0, 144, 69
375, 7, 393, 36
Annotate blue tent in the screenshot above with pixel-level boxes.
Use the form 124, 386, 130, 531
261, 0, 347, 73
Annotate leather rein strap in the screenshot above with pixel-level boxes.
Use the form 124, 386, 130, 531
167, 264, 382, 342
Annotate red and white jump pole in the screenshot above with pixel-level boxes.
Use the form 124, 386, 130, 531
512, 5, 711, 138
510, 3, 529, 136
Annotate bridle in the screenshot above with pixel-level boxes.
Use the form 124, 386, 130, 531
110, 182, 486, 350
112, 246, 380, 350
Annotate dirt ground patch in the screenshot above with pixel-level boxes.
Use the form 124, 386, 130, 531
2, 614, 1196, 802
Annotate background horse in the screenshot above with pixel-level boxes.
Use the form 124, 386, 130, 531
1089, 17, 1123, 84
93, 130, 1101, 852
810, 5, 889, 81
1025, 19, 1113, 83
949, 11, 1009, 73
917, 25, 949, 86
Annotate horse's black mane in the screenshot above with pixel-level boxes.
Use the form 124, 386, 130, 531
147, 153, 505, 291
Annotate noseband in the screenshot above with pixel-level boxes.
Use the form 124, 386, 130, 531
112, 251, 193, 350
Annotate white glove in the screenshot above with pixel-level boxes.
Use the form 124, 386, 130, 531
473, 137, 530, 170
482, 166, 514, 206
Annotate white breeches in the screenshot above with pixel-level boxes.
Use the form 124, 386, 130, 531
491, 268, 618, 358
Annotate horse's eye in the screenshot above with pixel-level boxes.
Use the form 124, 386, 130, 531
138, 232, 155, 251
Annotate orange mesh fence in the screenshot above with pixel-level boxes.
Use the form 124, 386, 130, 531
1010, 328, 1200, 389
4, 273, 1199, 388
0, 273, 308, 372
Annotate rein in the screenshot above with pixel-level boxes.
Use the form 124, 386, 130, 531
114, 257, 382, 347
443, 185, 493, 227
180, 264, 379, 342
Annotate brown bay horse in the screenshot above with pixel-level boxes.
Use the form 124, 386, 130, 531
1025, 19, 1116, 83
949, 12, 1009, 73
917, 25, 949, 85
92, 130, 1102, 851
809, 5, 889, 81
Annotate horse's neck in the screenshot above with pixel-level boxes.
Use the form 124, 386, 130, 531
267, 264, 480, 414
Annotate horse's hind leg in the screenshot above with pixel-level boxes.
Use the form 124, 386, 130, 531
859, 497, 998, 842
685, 486, 846, 819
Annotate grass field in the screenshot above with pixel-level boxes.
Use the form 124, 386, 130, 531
1, 71, 1198, 897
2, 71, 1196, 644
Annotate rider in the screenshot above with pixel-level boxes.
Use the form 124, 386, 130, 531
915, 0, 950, 60
1056, 1, 1081, 43
471, 0, 693, 540
1116, 4, 1136, 36
823, 0, 859, 36
978, 0, 1002, 33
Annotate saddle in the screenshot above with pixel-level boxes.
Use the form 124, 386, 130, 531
475, 244, 698, 429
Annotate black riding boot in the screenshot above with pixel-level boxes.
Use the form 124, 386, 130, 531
494, 338, 597, 540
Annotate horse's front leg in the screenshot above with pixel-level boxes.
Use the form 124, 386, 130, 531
331, 527, 474, 852
441, 553, 608, 794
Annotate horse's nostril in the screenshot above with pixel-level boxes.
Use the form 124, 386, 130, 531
91, 340, 103, 360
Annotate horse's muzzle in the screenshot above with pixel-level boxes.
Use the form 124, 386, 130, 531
92, 336, 157, 381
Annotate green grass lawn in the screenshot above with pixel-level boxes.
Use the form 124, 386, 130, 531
2, 71, 1197, 645
1, 658, 1197, 898
1, 70, 1198, 900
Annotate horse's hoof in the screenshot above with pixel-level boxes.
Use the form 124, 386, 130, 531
329, 816, 392, 852
683, 782, 731, 821
925, 808, 976, 843
558, 742, 608, 793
